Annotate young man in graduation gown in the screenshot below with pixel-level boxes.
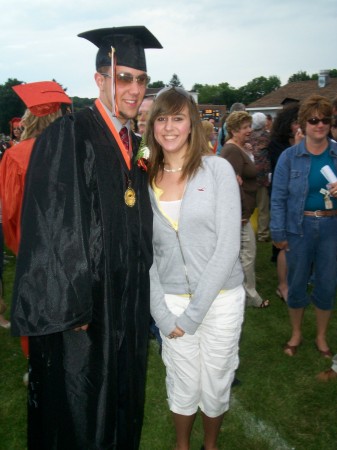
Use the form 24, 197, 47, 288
11, 26, 162, 450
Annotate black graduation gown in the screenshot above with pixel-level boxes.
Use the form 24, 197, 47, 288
11, 103, 153, 450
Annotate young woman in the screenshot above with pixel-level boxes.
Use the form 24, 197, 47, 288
145, 87, 245, 450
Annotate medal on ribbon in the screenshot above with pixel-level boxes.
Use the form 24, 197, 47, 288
124, 180, 136, 207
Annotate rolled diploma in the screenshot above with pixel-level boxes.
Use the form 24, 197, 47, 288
320, 165, 337, 183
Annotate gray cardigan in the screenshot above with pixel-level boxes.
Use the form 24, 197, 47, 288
149, 155, 244, 336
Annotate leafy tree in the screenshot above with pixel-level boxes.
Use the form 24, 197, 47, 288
289, 69, 337, 82
237, 76, 281, 105
72, 96, 95, 112
192, 82, 239, 106
216, 83, 240, 106
329, 69, 337, 78
192, 84, 221, 104
148, 80, 165, 88
288, 71, 311, 83
0, 78, 26, 134
191, 83, 203, 92
168, 73, 183, 88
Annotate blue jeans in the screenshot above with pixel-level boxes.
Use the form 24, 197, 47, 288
286, 216, 337, 310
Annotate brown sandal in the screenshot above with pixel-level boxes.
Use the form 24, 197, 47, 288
315, 343, 333, 359
283, 342, 300, 356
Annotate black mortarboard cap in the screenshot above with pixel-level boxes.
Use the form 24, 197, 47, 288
78, 26, 162, 71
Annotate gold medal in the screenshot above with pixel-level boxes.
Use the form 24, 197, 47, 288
124, 186, 136, 207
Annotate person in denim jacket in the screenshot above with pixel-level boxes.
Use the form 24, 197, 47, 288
271, 95, 337, 358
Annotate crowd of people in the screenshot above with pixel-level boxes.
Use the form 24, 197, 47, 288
0, 24, 337, 450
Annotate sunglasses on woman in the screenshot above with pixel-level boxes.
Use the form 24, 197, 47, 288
307, 117, 331, 125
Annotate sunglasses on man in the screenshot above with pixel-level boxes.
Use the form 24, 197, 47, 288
101, 72, 150, 86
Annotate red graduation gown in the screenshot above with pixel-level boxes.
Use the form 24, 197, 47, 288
0, 137, 35, 254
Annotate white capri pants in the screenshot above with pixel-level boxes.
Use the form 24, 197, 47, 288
161, 285, 245, 418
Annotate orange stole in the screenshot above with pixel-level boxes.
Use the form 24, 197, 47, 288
94, 99, 132, 170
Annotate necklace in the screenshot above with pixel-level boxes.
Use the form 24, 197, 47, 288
163, 166, 182, 173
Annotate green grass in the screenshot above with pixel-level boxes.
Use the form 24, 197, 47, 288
1, 243, 337, 449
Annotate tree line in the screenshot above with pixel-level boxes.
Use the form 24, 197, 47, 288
1, 70, 336, 134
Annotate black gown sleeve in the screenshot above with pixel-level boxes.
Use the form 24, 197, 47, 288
11, 114, 97, 336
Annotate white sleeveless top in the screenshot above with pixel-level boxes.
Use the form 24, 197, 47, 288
159, 200, 182, 224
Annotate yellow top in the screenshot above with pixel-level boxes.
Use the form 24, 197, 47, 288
152, 183, 179, 231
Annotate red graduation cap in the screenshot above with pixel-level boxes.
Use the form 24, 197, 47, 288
10, 117, 22, 126
12, 81, 72, 117
9, 117, 22, 138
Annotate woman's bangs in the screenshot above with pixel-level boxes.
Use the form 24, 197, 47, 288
154, 92, 188, 118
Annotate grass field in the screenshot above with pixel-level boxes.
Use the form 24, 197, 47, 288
1, 242, 337, 450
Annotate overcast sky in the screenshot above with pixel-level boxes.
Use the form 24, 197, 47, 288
1, 0, 336, 99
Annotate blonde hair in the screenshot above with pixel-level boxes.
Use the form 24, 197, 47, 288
226, 111, 252, 139
201, 120, 214, 140
21, 109, 61, 140
145, 88, 211, 183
